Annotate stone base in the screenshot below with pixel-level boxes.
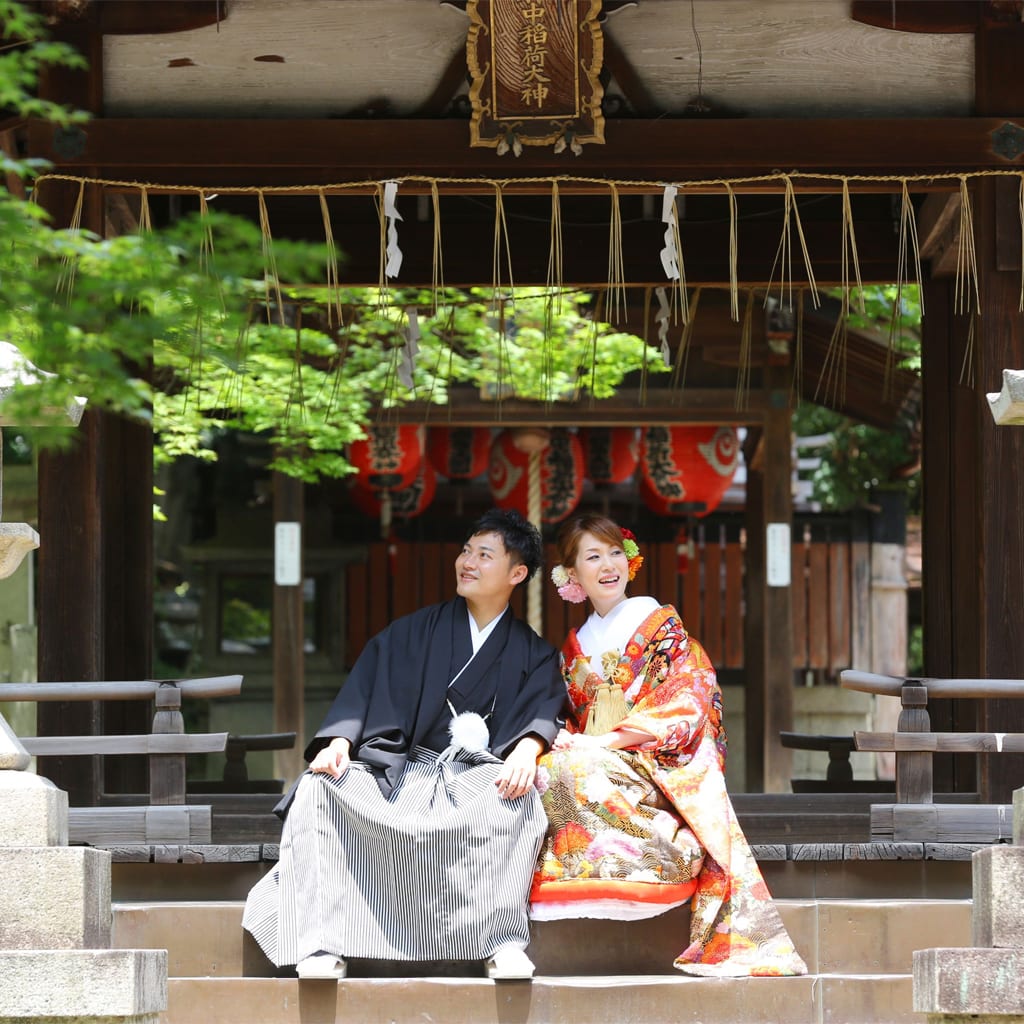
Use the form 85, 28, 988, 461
0, 949, 166, 1020
0, 772, 68, 847
0, 847, 112, 948
973, 845, 1024, 947
0, 1016, 159, 1024
915, 947, 1024, 1015
927, 1017, 1024, 1024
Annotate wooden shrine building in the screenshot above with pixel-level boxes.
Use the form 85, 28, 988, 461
12, 0, 1024, 807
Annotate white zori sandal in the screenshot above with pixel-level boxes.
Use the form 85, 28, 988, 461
485, 944, 535, 980
296, 952, 347, 979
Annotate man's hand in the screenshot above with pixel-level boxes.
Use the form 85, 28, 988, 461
309, 737, 351, 778
494, 735, 544, 800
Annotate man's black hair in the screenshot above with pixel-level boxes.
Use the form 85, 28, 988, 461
467, 508, 543, 583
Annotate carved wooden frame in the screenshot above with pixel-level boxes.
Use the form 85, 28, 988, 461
466, 0, 605, 150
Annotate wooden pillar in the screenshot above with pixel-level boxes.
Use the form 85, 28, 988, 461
743, 366, 794, 793
920, 276, 979, 796
272, 471, 305, 785
920, 18, 1024, 801
35, 8, 153, 801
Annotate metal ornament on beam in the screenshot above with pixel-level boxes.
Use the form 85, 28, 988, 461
987, 368, 1024, 424
466, 0, 605, 154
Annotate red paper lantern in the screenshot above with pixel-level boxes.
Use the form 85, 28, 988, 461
488, 428, 583, 524
639, 425, 740, 517
427, 427, 490, 481
351, 460, 437, 520
348, 424, 424, 491
581, 427, 640, 486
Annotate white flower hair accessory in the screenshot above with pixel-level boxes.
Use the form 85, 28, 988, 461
550, 564, 587, 604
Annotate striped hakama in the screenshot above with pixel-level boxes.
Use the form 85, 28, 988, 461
243, 746, 547, 965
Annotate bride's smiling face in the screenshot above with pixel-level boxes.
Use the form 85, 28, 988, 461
570, 530, 630, 616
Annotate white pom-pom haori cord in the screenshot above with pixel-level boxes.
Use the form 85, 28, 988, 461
448, 710, 492, 752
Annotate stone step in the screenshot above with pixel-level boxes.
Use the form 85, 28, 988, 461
112, 897, 972, 979
162, 974, 916, 1024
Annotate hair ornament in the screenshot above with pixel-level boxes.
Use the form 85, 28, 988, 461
550, 563, 587, 604
620, 527, 644, 581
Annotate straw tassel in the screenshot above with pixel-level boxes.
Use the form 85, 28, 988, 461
318, 189, 342, 328
817, 305, 849, 409
767, 175, 820, 313
735, 289, 755, 411
584, 682, 628, 735
547, 180, 564, 300
56, 179, 85, 300
607, 183, 626, 325
431, 178, 444, 314
491, 181, 515, 298
816, 180, 862, 408
587, 289, 606, 407
840, 179, 865, 314
725, 182, 740, 322
376, 182, 388, 306
672, 285, 702, 397
959, 310, 978, 389
257, 190, 284, 325
640, 286, 652, 405
888, 179, 924, 396
791, 290, 806, 404
954, 174, 980, 317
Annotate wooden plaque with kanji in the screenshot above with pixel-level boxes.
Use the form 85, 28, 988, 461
467, 0, 605, 150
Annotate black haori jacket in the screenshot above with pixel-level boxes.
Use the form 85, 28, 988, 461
276, 596, 564, 812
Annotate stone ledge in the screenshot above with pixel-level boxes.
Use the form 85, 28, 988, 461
93, 841, 993, 864
914, 947, 1024, 1014
0, 846, 112, 948
0, 949, 166, 1018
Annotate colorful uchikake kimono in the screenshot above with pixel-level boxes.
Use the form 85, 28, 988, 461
530, 598, 808, 977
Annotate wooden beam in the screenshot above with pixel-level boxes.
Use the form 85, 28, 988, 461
387, 388, 769, 427
22, 733, 229, 756
40, 0, 229, 35
24, 117, 1024, 184
602, 25, 663, 117
413, 44, 470, 117
850, 2, 980, 33
918, 192, 962, 277
855, 732, 1024, 753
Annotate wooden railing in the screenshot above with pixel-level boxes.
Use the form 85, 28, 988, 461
841, 670, 1019, 842
7, 676, 242, 844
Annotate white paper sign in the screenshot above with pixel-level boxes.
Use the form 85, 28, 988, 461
766, 522, 791, 587
274, 522, 302, 586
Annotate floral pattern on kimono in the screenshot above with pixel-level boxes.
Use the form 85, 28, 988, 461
533, 603, 807, 977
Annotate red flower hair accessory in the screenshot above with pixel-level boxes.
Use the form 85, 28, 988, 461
620, 527, 644, 581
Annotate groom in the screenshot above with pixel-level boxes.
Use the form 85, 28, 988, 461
243, 508, 564, 980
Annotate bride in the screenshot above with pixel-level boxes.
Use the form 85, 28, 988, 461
530, 512, 807, 977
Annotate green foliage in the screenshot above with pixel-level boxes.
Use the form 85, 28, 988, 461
0, 0, 88, 129
794, 285, 921, 512
842, 284, 921, 374
0, 1, 664, 484
794, 401, 920, 512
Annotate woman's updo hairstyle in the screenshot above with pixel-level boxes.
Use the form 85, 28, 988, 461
556, 513, 626, 571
